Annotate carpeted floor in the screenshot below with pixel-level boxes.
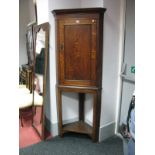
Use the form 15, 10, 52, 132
20, 133, 123, 155
19, 107, 52, 148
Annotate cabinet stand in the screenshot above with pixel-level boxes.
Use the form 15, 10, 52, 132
57, 85, 101, 142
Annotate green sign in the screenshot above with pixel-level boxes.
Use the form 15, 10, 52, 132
131, 66, 135, 74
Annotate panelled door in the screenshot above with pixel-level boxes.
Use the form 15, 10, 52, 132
58, 18, 98, 87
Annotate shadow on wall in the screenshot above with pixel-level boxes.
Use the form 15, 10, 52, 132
62, 92, 93, 126
85, 94, 93, 125
45, 48, 51, 131
62, 92, 79, 122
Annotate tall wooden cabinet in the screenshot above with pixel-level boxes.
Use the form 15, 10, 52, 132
52, 8, 106, 142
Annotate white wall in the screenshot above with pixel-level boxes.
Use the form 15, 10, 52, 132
28, 0, 36, 23
119, 0, 135, 125
19, 0, 29, 67
81, 0, 103, 8
100, 0, 123, 126
36, 0, 49, 24
50, 0, 80, 10
19, 0, 36, 67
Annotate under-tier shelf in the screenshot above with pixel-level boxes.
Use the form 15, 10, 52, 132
62, 121, 92, 135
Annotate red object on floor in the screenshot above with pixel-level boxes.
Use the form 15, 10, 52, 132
19, 107, 52, 148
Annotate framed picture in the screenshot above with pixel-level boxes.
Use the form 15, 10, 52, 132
26, 23, 36, 66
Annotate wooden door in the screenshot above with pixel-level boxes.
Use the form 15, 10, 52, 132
58, 18, 98, 87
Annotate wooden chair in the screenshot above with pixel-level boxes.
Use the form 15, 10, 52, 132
19, 85, 33, 127
33, 91, 43, 123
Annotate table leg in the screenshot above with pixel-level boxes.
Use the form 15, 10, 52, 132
57, 88, 63, 137
79, 93, 85, 121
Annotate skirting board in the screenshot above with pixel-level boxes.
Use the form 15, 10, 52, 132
99, 122, 115, 142
45, 117, 79, 137
45, 116, 115, 142
45, 116, 58, 137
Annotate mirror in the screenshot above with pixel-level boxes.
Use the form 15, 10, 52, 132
19, 23, 35, 131
32, 22, 49, 140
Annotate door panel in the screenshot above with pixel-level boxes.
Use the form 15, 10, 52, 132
59, 19, 97, 86
64, 24, 91, 81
